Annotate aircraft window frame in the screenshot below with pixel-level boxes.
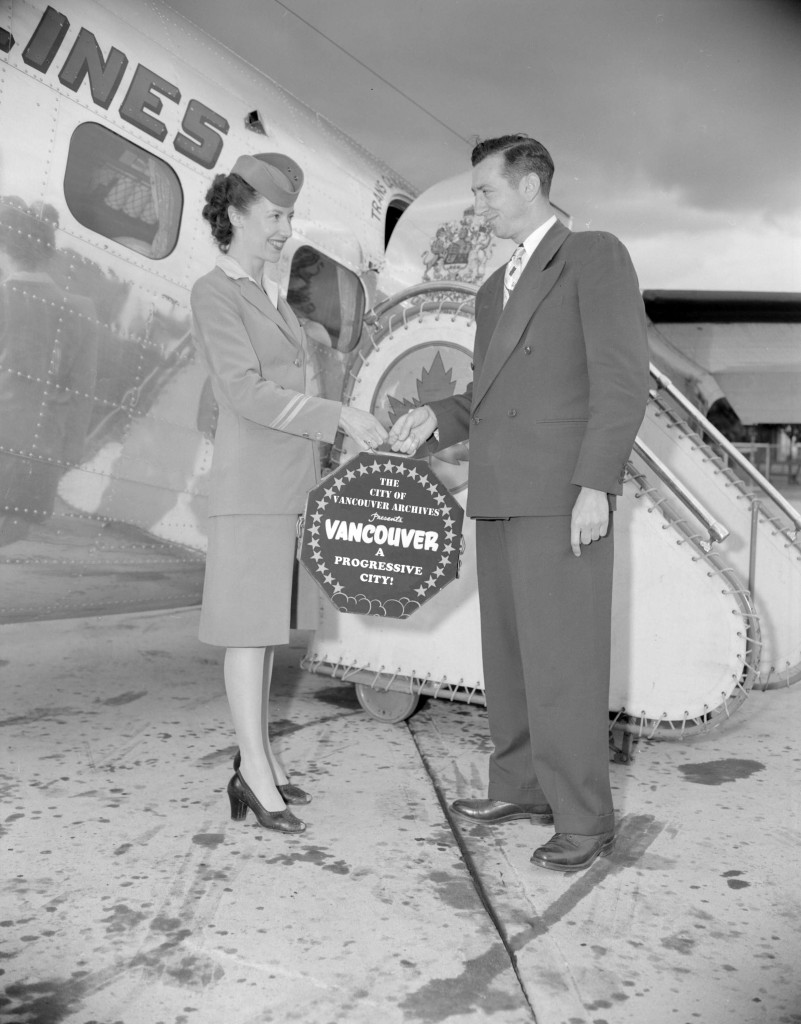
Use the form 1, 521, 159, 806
286, 244, 365, 355
385, 197, 410, 247
63, 122, 183, 260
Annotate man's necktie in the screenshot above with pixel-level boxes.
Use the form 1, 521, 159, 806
503, 244, 526, 304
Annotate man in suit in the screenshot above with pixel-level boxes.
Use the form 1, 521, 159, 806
389, 135, 649, 871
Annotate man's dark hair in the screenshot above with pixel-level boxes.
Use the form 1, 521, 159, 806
471, 135, 554, 196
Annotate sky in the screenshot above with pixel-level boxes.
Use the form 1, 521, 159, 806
163, 0, 801, 292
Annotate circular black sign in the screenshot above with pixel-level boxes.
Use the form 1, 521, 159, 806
299, 450, 464, 618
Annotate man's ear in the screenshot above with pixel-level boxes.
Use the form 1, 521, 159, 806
521, 173, 542, 201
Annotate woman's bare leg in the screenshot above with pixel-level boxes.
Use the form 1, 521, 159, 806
224, 645, 284, 811
259, 647, 290, 786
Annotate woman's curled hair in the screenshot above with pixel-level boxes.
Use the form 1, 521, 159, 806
202, 173, 258, 251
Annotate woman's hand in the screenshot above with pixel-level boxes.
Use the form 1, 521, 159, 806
339, 406, 389, 451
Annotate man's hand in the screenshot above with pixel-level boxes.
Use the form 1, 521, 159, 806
570, 486, 609, 557
388, 405, 438, 454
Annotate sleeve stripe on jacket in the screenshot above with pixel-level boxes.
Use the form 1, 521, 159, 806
269, 392, 310, 431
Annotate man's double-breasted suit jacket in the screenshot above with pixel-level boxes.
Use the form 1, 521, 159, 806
431, 221, 650, 517
191, 267, 341, 517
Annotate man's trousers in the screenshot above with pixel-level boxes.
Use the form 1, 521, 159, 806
475, 515, 615, 836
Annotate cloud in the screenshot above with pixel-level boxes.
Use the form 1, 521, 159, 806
627, 211, 801, 291
163, 0, 801, 289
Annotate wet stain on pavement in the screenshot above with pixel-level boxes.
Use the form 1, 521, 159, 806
0, 707, 87, 727
0, 977, 89, 1023
192, 833, 225, 848
261, 843, 350, 873
269, 716, 305, 737
323, 860, 351, 875
239, 709, 361, 743
160, 951, 224, 987
677, 758, 765, 785
399, 943, 530, 1021
427, 870, 481, 911
722, 869, 751, 890
313, 684, 360, 709
102, 903, 149, 935
98, 690, 148, 706
196, 709, 358, 770
197, 745, 238, 765
661, 931, 696, 954
128, 915, 226, 989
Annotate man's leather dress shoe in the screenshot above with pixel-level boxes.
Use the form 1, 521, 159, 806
450, 798, 554, 825
530, 831, 615, 871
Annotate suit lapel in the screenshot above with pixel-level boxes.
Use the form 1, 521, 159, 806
237, 278, 301, 348
473, 222, 569, 409
277, 294, 304, 344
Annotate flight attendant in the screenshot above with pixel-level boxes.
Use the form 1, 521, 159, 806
192, 153, 386, 833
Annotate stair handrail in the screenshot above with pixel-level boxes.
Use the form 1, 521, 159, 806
633, 438, 730, 546
368, 281, 479, 321
649, 364, 801, 535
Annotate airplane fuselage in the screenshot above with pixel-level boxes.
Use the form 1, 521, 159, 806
0, 0, 413, 620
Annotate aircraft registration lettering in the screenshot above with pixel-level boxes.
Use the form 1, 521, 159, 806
371, 176, 390, 220
19, 4, 229, 169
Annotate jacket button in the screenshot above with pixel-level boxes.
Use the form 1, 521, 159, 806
294, 358, 301, 367
472, 415, 481, 424
508, 408, 517, 417
524, 346, 532, 355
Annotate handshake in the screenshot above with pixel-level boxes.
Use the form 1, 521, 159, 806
339, 405, 438, 455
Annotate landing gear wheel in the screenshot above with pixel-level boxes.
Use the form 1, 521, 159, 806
355, 683, 420, 723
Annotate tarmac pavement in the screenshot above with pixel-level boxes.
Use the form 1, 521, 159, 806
1, 608, 800, 1024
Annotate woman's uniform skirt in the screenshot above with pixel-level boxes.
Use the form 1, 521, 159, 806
199, 514, 316, 647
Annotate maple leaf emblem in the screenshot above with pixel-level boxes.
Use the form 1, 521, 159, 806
387, 352, 457, 423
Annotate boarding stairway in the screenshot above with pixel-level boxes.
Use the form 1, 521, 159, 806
640, 367, 801, 688
304, 284, 801, 739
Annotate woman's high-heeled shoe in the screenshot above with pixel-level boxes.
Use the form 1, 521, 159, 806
277, 782, 312, 805
227, 771, 306, 833
232, 750, 312, 805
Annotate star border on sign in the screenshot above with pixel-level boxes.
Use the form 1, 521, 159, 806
299, 450, 464, 616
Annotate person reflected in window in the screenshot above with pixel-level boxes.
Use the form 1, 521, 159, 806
191, 153, 387, 834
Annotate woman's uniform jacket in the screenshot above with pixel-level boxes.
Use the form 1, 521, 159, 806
190, 263, 342, 517
430, 222, 650, 515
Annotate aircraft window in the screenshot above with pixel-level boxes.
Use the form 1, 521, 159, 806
385, 198, 409, 247
287, 246, 364, 354
63, 123, 182, 259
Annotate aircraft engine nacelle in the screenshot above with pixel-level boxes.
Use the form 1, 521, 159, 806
376, 170, 519, 303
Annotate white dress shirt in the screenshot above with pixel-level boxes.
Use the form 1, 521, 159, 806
503, 215, 558, 304
216, 253, 280, 307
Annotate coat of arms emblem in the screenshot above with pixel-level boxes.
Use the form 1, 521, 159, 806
421, 207, 495, 284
